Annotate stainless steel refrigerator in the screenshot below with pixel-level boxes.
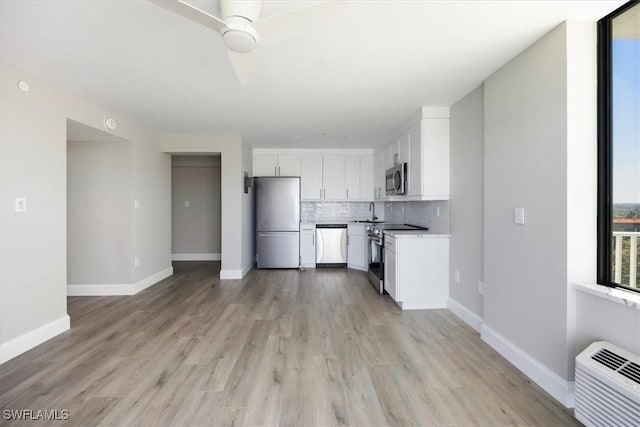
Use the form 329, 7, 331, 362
255, 177, 300, 268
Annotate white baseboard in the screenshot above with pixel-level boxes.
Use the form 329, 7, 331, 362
67, 266, 173, 296
447, 298, 483, 332
481, 324, 575, 408
0, 315, 70, 364
133, 267, 174, 294
398, 299, 448, 310
220, 262, 254, 280
172, 253, 221, 261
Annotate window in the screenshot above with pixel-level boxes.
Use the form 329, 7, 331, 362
598, 1, 640, 292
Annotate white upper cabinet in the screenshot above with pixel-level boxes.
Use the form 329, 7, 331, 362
359, 155, 374, 201
277, 154, 301, 176
398, 133, 410, 165
384, 144, 394, 169
322, 155, 346, 200
407, 121, 422, 197
253, 151, 375, 201
254, 153, 300, 177
407, 117, 449, 199
300, 155, 323, 200
254, 154, 278, 176
344, 155, 360, 200
374, 107, 450, 201
374, 150, 384, 199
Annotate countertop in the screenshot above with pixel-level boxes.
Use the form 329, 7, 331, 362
300, 220, 379, 225
383, 230, 451, 238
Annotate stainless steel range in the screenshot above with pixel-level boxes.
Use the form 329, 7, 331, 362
366, 223, 427, 294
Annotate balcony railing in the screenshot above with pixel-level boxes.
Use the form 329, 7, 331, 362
613, 231, 639, 288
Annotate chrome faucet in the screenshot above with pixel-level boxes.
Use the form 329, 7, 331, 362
369, 202, 378, 221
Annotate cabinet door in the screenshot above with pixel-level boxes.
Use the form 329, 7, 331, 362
407, 121, 422, 196
384, 144, 394, 169
300, 155, 323, 200
278, 154, 301, 177
423, 118, 450, 198
398, 133, 410, 165
322, 155, 346, 200
359, 155, 374, 201
384, 248, 397, 300
300, 229, 316, 268
344, 155, 360, 200
254, 154, 278, 176
347, 225, 366, 270
374, 150, 384, 199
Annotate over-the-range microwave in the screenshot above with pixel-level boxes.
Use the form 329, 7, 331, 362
385, 163, 407, 196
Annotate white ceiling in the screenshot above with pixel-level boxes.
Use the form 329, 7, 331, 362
0, 0, 624, 148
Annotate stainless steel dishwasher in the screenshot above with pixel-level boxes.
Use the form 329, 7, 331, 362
315, 224, 347, 267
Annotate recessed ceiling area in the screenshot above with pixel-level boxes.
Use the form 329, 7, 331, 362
0, 1, 624, 148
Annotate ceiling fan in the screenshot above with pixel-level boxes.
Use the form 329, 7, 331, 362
148, 0, 346, 84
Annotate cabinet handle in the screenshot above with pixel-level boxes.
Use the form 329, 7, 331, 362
320, 189, 322, 198
346, 189, 349, 199
274, 166, 277, 176
323, 189, 326, 198
278, 166, 281, 176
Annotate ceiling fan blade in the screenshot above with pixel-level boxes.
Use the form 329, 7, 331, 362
253, 1, 348, 45
227, 50, 256, 86
148, 0, 227, 32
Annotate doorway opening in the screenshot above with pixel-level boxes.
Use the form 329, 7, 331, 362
171, 155, 222, 272
66, 119, 133, 295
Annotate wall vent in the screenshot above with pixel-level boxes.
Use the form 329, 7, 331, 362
575, 341, 640, 426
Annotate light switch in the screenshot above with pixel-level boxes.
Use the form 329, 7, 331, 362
454, 270, 461, 283
478, 280, 485, 296
514, 207, 525, 225
15, 197, 26, 212
184, 201, 190, 208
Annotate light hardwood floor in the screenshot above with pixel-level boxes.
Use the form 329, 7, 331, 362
0, 262, 578, 426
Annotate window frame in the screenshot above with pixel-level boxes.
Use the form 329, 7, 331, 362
597, 0, 640, 293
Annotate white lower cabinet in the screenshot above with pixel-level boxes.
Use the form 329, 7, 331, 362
384, 242, 397, 300
300, 224, 316, 268
384, 233, 449, 309
347, 224, 367, 271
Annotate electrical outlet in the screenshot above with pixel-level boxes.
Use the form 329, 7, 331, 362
436, 207, 441, 217
184, 200, 190, 208
454, 270, 461, 283
15, 198, 26, 212
134, 256, 140, 267
478, 280, 485, 296
134, 200, 140, 209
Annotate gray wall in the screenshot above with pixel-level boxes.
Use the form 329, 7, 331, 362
158, 134, 252, 278
171, 156, 221, 256
0, 63, 171, 358
449, 85, 484, 320
241, 140, 255, 273
67, 138, 133, 284
484, 22, 570, 379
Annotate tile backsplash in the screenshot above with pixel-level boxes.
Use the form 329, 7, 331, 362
384, 200, 450, 233
301, 202, 384, 222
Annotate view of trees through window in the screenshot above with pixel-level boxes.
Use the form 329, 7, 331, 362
610, 2, 639, 289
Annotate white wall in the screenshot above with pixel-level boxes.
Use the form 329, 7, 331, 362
0, 63, 171, 362
449, 85, 484, 324
171, 156, 221, 257
67, 139, 133, 284
158, 134, 251, 279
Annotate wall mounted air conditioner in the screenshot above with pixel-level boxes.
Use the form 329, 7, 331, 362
575, 341, 640, 426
